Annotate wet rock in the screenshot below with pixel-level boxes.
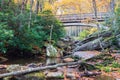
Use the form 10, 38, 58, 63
63, 51, 72, 56
0, 65, 8, 74
46, 58, 61, 65
27, 63, 42, 68
7, 65, 27, 72
81, 71, 101, 77
66, 72, 76, 80
27, 63, 38, 68
48, 68, 58, 72
45, 71, 63, 78
0, 65, 7, 69
72, 51, 100, 59
8, 76, 44, 80
46, 44, 58, 57
60, 36, 73, 42
57, 48, 63, 58
57, 41, 66, 48
63, 58, 74, 62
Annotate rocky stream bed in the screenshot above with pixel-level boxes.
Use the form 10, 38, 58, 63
0, 36, 120, 80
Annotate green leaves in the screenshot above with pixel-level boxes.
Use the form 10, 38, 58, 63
0, 23, 14, 53
0, 1, 65, 54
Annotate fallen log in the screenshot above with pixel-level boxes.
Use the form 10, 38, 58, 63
0, 61, 82, 78
73, 37, 111, 52
80, 30, 112, 44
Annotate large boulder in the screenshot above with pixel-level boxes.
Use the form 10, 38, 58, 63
46, 44, 58, 57
72, 51, 100, 60
63, 58, 74, 62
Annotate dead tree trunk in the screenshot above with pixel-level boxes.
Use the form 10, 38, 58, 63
28, 0, 33, 28
35, 0, 39, 14
73, 37, 111, 52
0, 61, 83, 78
110, 0, 115, 14
81, 31, 112, 44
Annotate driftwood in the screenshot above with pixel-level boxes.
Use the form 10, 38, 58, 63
0, 61, 83, 78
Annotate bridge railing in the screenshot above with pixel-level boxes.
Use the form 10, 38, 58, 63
56, 12, 109, 22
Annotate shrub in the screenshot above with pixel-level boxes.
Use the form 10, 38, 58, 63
79, 28, 97, 40
111, 61, 120, 68
0, 23, 14, 53
0, 1, 65, 54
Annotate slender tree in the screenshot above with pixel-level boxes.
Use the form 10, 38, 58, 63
92, 0, 104, 51
35, 0, 39, 14
110, 0, 115, 13
28, 0, 33, 28
39, 0, 44, 12
92, 0, 99, 28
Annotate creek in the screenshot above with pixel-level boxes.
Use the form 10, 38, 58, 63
1, 52, 117, 80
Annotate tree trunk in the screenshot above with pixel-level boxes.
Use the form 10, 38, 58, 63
0, 61, 83, 78
35, 0, 39, 14
110, 0, 115, 14
92, 0, 100, 29
81, 31, 112, 44
39, 0, 44, 12
73, 37, 111, 52
28, 0, 33, 28
21, 0, 25, 13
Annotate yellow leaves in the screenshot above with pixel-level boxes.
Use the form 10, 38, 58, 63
53, 0, 111, 14
13, 0, 23, 4
89, 28, 98, 34
13, 0, 112, 14
54, 0, 94, 14
44, 2, 53, 11
14, 0, 19, 3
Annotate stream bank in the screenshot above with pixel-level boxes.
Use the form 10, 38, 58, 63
0, 51, 120, 80
0, 37, 120, 80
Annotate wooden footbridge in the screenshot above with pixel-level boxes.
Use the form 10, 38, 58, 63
56, 12, 109, 23
56, 12, 109, 37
